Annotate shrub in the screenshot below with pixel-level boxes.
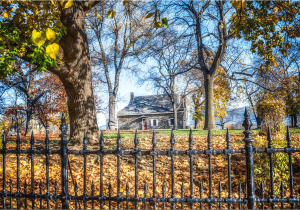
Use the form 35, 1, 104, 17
253, 135, 292, 197
226, 124, 236, 130
256, 99, 286, 134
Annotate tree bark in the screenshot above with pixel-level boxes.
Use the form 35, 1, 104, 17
25, 65, 38, 136
48, 2, 99, 144
204, 73, 216, 130
25, 102, 37, 135
195, 119, 200, 129
291, 114, 297, 127
294, 114, 298, 127
108, 93, 116, 130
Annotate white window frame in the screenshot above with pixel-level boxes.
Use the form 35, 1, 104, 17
169, 118, 174, 126
151, 119, 158, 127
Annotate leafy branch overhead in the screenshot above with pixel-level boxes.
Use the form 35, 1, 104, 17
230, 1, 300, 68
0, 0, 168, 76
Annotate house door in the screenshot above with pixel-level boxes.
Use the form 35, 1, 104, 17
143, 120, 147, 130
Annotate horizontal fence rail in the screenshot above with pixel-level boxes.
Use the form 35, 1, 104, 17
0, 108, 300, 209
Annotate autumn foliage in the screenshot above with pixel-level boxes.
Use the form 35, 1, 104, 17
1, 131, 300, 209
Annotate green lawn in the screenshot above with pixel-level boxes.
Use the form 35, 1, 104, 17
103, 129, 260, 139
103, 127, 300, 140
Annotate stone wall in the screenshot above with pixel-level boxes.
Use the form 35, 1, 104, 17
118, 112, 185, 130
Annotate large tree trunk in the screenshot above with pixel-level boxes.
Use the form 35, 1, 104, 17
25, 103, 37, 136
291, 114, 297, 127
173, 102, 178, 130
49, 2, 99, 145
25, 68, 38, 136
290, 115, 294, 127
195, 119, 200, 129
108, 94, 116, 130
204, 74, 216, 130
294, 114, 298, 127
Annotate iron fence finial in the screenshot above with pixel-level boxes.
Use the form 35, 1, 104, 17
152, 129, 157, 149
16, 127, 20, 149
144, 181, 147, 195
91, 181, 94, 190
117, 130, 121, 150
45, 129, 50, 150
2, 130, 6, 150
30, 131, 35, 149
226, 128, 231, 149
242, 107, 253, 132
83, 130, 87, 150
100, 131, 104, 149
170, 129, 175, 150
189, 128, 193, 150
286, 126, 292, 147
267, 126, 273, 148
242, 107, 254, 143
207, 129, 212, 150
134, 130, 139, 150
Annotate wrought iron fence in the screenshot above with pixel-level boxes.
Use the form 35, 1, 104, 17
0, 108, 300, 209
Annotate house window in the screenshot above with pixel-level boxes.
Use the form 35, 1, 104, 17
169, 118, 174, 126
151, 119, 158, 126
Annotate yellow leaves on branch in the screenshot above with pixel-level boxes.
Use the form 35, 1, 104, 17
64, 0, 73, 9
231, 0, 246, 11
2, 11, 10, 19
154, 22, 161, 29
46, 28, 56, 42
145, 13, 154, 19
32, 28, 59, 60
32, 28, 57, 46
32, 29, 47, 48
123, 0, 129, 6
108, 10, 116, 18
60, 0, 73, 9
46, 43, 59, 60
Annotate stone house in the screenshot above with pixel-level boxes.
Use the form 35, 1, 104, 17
117, 93, 189, 130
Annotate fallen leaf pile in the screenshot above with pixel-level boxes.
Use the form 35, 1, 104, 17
0, 132, 299, 209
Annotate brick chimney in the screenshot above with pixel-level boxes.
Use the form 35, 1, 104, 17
130, 92, 134, 101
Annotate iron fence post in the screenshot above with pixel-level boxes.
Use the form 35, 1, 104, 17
242, 107, 256, 209
59, 113, 69, 209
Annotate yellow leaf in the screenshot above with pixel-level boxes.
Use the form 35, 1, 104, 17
3, 11, 9, 19
46, 28, 56, 42
123, 0, 129, 6
97, 14, 102, 19
120, 189, 124, 193
64, 0, 73, 9
220, 23, 224, 28
32, 29, 46, 48
154, 22, 161, 29
108, 10, 116, 18
145, 13, 154, 19
46, 43, 59, 60
231, 0, 246, 11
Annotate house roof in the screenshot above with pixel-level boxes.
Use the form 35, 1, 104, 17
117, 94, 184, 117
